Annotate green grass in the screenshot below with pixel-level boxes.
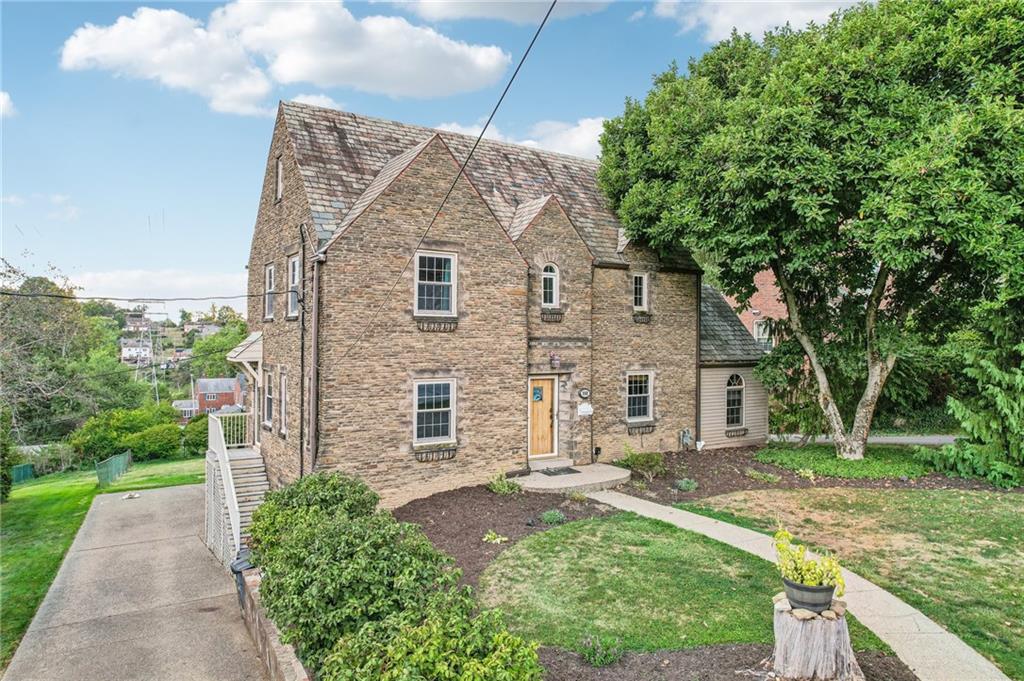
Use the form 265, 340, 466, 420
0, 458, 205, 668
478, 512, 887, 655
681, 488, 1023, 678
756, 443, 931, 479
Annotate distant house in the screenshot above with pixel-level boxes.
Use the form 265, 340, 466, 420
723, 270, 783, 352
119, 337, 152, 364
172, 348, 193, 362
172, 399, 198, 422
196, 378, 243, 414
700, 286, 770, 449
184, 322, 223, 338
125, 312, 152, 333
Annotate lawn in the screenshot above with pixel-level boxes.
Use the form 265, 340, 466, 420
0, 458, 205, 668
756, 443, 932, 479
478, 512, 887, 655
680, 488, 1023, 679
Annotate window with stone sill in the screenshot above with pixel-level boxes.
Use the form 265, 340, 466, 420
415, 251, 457, 317
627, 372, 653, 421
541, 264, 560, 308
414, 379, 456, 445
632, 273, 649, 312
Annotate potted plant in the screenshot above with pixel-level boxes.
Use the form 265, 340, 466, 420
774, 529, 845, 613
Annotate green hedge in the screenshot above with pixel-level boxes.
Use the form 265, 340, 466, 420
121, 423, 182, 461
182, 415, 208, 457
68, 404, 178, 461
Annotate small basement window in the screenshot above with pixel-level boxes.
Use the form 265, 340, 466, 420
626, 372, 652, 421
726, 374, 745, 427
415, 251, 457, 316
414, 379, 455, 444
541, 264, 559, 308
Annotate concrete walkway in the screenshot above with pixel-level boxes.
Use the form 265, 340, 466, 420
5, 485, 266, 681
772, 433, 957, 446
588, 490, 1008, 681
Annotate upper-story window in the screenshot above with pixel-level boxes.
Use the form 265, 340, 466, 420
414, 379, 456, 444
541, 264, 560, 308
632, 273, 648, 311
275, 156, 284, 201
264, 264, 276, 320
726, 374, 745, 427
626, 372, 653, 422
287, 255, 301, 318
205, 393, 217, 401
279, 370, 288, 436
263, 369, 274, 426
753, 320, 773, 351
415, 251, 457, 317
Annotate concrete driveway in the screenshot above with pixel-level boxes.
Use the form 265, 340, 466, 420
4, 485, 266, 681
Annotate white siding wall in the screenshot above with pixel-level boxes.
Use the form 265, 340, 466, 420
699, 365, 769, 449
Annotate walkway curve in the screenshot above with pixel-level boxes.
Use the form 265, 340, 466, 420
587, 490, 1008, 681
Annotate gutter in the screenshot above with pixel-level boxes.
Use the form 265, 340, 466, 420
298, 226, 307, 478
309, 248, 325, 470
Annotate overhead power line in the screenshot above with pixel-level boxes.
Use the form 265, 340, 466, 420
0, 290, 265, 303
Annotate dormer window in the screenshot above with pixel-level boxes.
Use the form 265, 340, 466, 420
275, 156, 284, 201
414, 251, 457, 317
632, 273, 648, 311
541, 264, 559, 308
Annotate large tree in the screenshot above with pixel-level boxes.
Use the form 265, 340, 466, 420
599, 0, 1023, 459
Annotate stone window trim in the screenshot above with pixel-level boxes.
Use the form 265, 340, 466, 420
412, 377, 457, 447
274, 155, 284, 203
632, 272, 650, 312
413, 250, 458, 317
286, 254, 301, 319
726, 374, 745, 428
263, 263, 276, 321
626, 370, 654, 423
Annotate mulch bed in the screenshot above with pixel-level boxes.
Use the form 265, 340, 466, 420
625, 447, 1012, 507
540, 644, 918, 681
393, 484, 611, 586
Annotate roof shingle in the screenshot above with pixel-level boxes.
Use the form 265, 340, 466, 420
701, 285, 766, 365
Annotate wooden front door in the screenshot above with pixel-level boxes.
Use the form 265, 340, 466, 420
529, 378, 556, 457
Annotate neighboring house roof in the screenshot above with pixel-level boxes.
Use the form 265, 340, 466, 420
172, 399, 198, 411
280, 101, 698, 270
700, 285, 766, 366
120, 338, 151, 349
196, 378, 239, 394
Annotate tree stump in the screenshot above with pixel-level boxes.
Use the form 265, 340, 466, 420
771, 593, 865, 681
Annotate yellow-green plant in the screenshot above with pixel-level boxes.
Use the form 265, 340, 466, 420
774, 529, 845, 596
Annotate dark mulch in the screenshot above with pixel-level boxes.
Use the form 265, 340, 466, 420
626, 447, 1011, 507
393, 484, 611, 585
540, 644, 918, 681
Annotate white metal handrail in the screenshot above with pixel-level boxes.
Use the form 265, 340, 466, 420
218, 412, 250, 448
209, 414, 242, 556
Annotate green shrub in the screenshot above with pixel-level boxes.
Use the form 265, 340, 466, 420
320, 588, 542, 681
675, 478, 698, 492
566, 491, 588, 503
182, 414, 209, 457
250, 472, 379, 558
756, 444, 931, 479
539, 509, 566, 525
122, 423, 182, 461
578, 633, 624, 667
1, 409, 14, 503
68, 403, 178, 460
483, 530, 508, 544
486, 474, 522, 496
613, 446, 667, 482
744, 468, 781, 484
255, 509, 457, 670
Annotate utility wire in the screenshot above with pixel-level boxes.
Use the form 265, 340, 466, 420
0, 290, 269, 302
327, 0, 557, 365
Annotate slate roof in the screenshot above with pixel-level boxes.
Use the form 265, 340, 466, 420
701, 285, 766, 366
280, 101, 698, 270
196, 377, 239, 394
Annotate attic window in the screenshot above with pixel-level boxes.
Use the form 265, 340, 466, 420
275, 156, 284, 201
415, 251, 456, 317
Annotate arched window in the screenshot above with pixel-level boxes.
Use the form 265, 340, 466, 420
541, 264, 559, 308
726, 374, 744, 427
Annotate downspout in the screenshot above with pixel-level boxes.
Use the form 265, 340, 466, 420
695, 273, 702, 444
298, 226, 307, 478
309, 248, 324, 470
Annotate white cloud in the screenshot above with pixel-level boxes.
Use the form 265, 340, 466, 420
60, 2, 510, 115
403, 1, 608, 24
437, 116, 606, 159
73, 269, 249, 316
628, 8, 647, 22
1, 194, 25, 205
45, 194, 81, 222
0, 91, 15, 118
654, 0, 854, 42
291, 93, 345, 109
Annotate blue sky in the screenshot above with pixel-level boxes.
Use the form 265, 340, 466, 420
1, 1, 848, 315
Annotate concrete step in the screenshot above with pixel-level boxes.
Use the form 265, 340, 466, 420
529, 457, 575, 471
518, 462, 630, 494
232, 473, 268, 485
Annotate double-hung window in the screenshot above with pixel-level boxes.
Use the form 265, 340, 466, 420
264, 264, 276, 320
279, 371, 288, 436
205, 393, 217, 401
541, 264, 559, 308
753, 320, 772, 351
287, 255, 301, 318
626, 372, 652, 421
726, 374, 745, 427
263, 369, 274, 427
414, 379, 455, 444
274, 156, 284, 201
632, 273, 648, 311
414, 251, 456, 316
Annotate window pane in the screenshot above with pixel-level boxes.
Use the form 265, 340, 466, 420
415, 382, 453, 441
627, 375, 650, 418
633, 275, 645, 308
417, 283, 451, 312
726, 387, 743, 426
542, 275, 554, 305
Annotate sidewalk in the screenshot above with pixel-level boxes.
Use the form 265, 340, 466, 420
4, 485, 266, 681
588, 490, 1008, 681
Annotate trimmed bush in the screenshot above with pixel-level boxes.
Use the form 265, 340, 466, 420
182, 414, 208, 457
613, 446, 667, 482
486, 474, 522, 496
540, 509, 566, 525
68, 403, 178, 460
122, 423, 182, 461
255, 509, 457, 670
320, 588, 542, 681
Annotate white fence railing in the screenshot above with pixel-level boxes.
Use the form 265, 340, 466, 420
209, 413, 247, 556
218, 412, 250, 448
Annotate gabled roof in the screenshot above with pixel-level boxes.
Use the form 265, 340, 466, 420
197, 377, 239, 393
507, 195, 553, 241
279, 101, 698, 270
701, 285, 766, 366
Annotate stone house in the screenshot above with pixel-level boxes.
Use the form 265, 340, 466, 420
229, 101, 759, 507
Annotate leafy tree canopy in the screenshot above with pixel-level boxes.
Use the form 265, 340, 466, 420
599, 0, 1023, 458
189, 320, 248, 378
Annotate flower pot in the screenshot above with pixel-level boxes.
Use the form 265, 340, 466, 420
782, 577, 835, 613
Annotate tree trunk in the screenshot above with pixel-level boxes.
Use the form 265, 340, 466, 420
773, 601, 864, 681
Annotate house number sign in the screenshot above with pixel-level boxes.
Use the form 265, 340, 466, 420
533, 387, 544, 401
578, 388, 591, 399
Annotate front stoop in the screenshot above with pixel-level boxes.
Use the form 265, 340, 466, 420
518, 462, 630, 493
